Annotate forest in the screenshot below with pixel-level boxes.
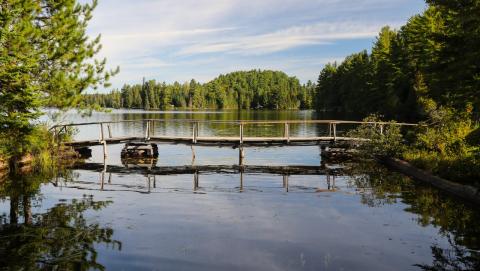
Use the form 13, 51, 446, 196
315, 0, 479, 122
82, 70, 317, 110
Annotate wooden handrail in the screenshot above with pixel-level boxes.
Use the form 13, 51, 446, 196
50, 119, 419, 130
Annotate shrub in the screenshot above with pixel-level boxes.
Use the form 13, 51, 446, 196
347, 115, 406, 158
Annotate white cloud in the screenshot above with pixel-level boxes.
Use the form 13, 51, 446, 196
177, 21, 395, 56
84, 0, 425, 89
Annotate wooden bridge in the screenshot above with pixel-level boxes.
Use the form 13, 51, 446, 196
51, 119, 417, 162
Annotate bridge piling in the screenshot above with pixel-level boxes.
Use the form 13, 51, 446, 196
145, 121, 151, 141
191, 145, 196, 165
100, 123, 108, 158
239, 123, 244, 144
333, 123, 337, 141
239, 147, 245, 166
284, 123, 290, 143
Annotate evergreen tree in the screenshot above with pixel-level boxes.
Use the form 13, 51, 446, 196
0, 0, 117, 156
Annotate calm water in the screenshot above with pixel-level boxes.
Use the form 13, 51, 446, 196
1, 110, 479, 270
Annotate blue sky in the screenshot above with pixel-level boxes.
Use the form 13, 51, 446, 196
87, 0, 426, 91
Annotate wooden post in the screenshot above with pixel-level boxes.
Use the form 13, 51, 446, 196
380, 124, 384, 135
102, 141, 108, 158
107, 124, 112, 138
333, 123, 337, 141
192, 122, 195, 143
239, 147, 245, 166
195, 122, 199, 142
284, 175, 289, 192
148, 120, 151, 139
100, 160, 106, 190
100, 123, 104, 142
151, 121, 155, 136
192, 122, 198, 144
147, 175, 151, 193
284, 123, 290, 143
239, 170, 244, 192
100, 172, 104, 190
239, 123, 244, 144
100, 123, 108, 158
191, 145, 196, 165
145, 121, 150, 141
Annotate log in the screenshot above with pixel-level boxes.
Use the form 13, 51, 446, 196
380, 157, 480, 205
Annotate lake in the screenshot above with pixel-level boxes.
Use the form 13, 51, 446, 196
1, 109, 479, 270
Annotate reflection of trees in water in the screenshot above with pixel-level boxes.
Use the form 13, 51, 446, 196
0, 174, 121, 270
347, 162, 480, 270
117, 110, 322, 137
347, 162, 415, 207
415, 235, 480, 271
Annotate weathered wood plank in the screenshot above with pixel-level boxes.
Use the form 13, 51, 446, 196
64, 136, 369, 147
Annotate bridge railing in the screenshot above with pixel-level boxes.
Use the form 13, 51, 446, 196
50, 119, 418, 145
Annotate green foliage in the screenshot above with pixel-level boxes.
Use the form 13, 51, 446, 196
347, 115, 405, 158
413, 100, 474, 156
0, 125, 52, 160
315, 1, 480, 121
82, 70, 316, 110
402, 103, 480, 186
315, 0, 480, 186
0, 0, 117, 159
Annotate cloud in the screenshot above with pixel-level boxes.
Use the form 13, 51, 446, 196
84, 0, 425, 89
177, 21, 395, 56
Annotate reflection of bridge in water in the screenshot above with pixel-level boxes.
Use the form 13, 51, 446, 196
55, 162, 346, 194
51, 119, 417, 163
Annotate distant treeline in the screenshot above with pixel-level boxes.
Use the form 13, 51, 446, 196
83, 70, 317, 110
316, 1, 479, 121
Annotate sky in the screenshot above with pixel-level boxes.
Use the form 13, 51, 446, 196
86, 0, 427, 91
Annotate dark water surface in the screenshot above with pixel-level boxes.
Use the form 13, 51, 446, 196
1, 110, 479, 270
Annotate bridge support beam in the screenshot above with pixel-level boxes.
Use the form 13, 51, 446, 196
239, 147, 245, 166
192, 122, 198, 144
333, 123, 337, 141
191, 145, 196, 165
239, 123, 244, 144
100, 123, 108, 158
284, 123, 290, 143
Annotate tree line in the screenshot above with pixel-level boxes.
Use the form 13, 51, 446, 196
315, 0, 479, 121
82, 70, 317, 110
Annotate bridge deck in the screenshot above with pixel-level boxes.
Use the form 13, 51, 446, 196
65, 136, 366, 147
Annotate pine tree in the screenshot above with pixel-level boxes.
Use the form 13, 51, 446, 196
0, 0, 118, 154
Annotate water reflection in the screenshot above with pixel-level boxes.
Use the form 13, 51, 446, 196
0, 174, 121, 270
348, 162, 480, 270
1, 162, 480, 270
